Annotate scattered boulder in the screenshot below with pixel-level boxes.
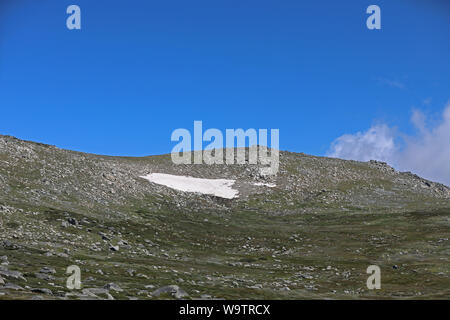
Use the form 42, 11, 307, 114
31, 288, 53, 295
151, 285, 188, 299
40, 267, 56, 274
35, 272, 55, 281
82, 287, 109, 296
104, 283, 123, 292
2, 240, 19, 250
0, 266, 26, 281
3, 283, 24, 291
67, 217, 78, 226
109, 245, 119, 252
99, 232, 110, 241
82, 288, 114, 300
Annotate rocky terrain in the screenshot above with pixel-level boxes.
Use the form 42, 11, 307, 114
0, 134, 449, 299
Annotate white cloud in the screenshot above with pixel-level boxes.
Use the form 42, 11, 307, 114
328, 124, 397, 163
327, 101, 450, 186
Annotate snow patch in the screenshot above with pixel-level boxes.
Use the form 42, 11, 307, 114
252, 182, 276, 188
140, 173, 239, 199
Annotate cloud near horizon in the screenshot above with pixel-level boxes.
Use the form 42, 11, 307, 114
327, 101, 450, 186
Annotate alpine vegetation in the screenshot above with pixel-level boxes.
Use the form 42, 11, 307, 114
0, 134, 449, 300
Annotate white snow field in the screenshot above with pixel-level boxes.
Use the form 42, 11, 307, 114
139, 173, 239, 199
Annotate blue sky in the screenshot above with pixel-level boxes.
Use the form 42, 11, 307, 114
0, 0, 449, 158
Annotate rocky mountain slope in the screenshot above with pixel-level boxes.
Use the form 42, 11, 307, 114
0, 134, 449, 299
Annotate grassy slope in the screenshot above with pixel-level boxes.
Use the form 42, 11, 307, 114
0, 135, 449, 299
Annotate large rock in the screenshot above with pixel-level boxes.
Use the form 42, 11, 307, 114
0, 266, 26, 281
82, 288, 115, 300
35, 272, 55, 281
2, 240, 19, 250
3, 283, 24, 291
104, 282, 123, 292
151, 285, 188, 299
40, 267, 56, 274
31, 288, 53, 295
